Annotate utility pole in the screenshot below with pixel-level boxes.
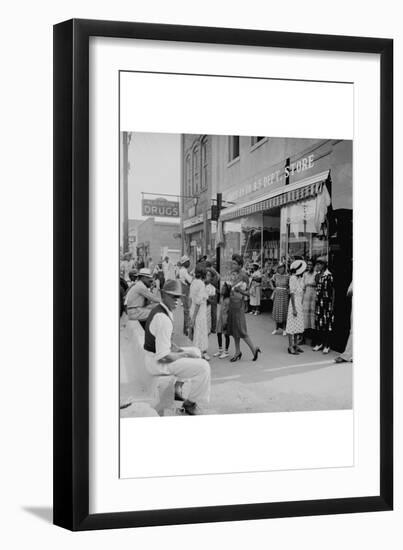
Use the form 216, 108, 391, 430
215, 192, 222, 273
122, 132, 129, 255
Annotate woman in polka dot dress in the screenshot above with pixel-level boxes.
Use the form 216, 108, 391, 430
286, 260, 307, 355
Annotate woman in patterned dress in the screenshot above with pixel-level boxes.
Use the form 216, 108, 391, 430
302, 259, 317, 345
285, 260, 307, 354
271, 263, 290, 335
313, 256, 335, 354
226, 254, 261, 362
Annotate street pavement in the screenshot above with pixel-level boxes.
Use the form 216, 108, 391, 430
171, 304, 352, 415
120, 303, 352, 416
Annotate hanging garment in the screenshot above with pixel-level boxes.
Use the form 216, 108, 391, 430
314, 185, 331, 232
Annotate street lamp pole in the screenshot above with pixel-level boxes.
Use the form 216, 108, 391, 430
216, 192, 222, 273
122, 131, 129, 255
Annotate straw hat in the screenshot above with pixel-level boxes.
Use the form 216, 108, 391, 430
180, 255, 190, 264
137, 268, 153, 278
290, 260, 307, 275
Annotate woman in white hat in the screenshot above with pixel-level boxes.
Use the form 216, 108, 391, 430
285, 260, 307, 354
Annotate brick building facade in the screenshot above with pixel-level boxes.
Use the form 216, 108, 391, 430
136, 217, 181, 267
181, 134, 213, 263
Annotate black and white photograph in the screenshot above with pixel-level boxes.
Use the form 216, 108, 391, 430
49, 17, 392, 529
119, 132, 353, 419
0, 0, 397, 541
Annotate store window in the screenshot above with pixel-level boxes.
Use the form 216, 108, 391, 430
251, 136, 265, 146
221, 215, 262, 279
220, 192, 330, 279
228, 136, 240, 162
280, 198, 328, 262
262, 212, 280, 264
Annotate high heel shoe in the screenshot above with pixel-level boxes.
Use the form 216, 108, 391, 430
252, 347, 261, 361
230, 352, 242, 362
288, 347, 298, 355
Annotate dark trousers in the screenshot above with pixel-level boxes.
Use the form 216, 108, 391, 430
181, 284, 190, 336
209, 295, 217, 334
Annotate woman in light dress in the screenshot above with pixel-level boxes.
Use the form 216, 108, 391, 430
302, 258, 317, 345
286, 260, 307, 355
249, 263, 262, 315
189, 266, 210, 360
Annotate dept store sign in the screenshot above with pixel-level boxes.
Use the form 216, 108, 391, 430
142, 197, 179, 218
183, 213, 204, 229
224, 154, 315, 203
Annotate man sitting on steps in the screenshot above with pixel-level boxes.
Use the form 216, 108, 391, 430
143, 279, 211, 415
125, 267, 161, 328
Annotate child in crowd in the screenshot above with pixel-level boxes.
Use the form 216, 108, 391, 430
213, 282, 231, 359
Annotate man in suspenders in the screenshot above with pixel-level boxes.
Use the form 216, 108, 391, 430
143, 279, 211, 415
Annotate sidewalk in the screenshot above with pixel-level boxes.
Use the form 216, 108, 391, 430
172, 305, 352, 415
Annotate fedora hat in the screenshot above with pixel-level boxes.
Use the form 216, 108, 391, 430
180, 255, 190, 264
138, 268, 153, 278
162, 279, 183, 296
290, 260, 307, 275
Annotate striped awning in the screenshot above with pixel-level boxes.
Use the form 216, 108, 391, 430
220, 170, 330, 222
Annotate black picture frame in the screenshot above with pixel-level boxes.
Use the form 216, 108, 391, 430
53, 18, 393, 531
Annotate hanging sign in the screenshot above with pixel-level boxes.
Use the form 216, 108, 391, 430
142, 197, 179, 218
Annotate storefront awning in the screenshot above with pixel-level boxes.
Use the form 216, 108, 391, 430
220, 170, 330, 222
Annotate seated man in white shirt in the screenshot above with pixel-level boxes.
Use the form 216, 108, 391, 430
143, 279, 211, 415
125, 268, 161, 328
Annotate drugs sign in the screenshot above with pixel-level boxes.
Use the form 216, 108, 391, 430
142, 198, 180, 218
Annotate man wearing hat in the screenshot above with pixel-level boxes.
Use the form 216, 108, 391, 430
178, 255, 193, 336
144, 280, 211, 415
124, 267, 161, 327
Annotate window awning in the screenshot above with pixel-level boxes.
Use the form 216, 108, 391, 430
220, 170, 330, 222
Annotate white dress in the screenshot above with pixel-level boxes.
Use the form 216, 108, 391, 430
189, 279, 209, 352
249, 270, 262, 306
286, 275, 305, 334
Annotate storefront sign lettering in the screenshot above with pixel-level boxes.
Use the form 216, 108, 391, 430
224, 154, 314, 203
183, 213, 204, 229
142, 198, 179, 218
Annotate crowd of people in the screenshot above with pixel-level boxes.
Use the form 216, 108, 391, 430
120, 251, 352, 408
